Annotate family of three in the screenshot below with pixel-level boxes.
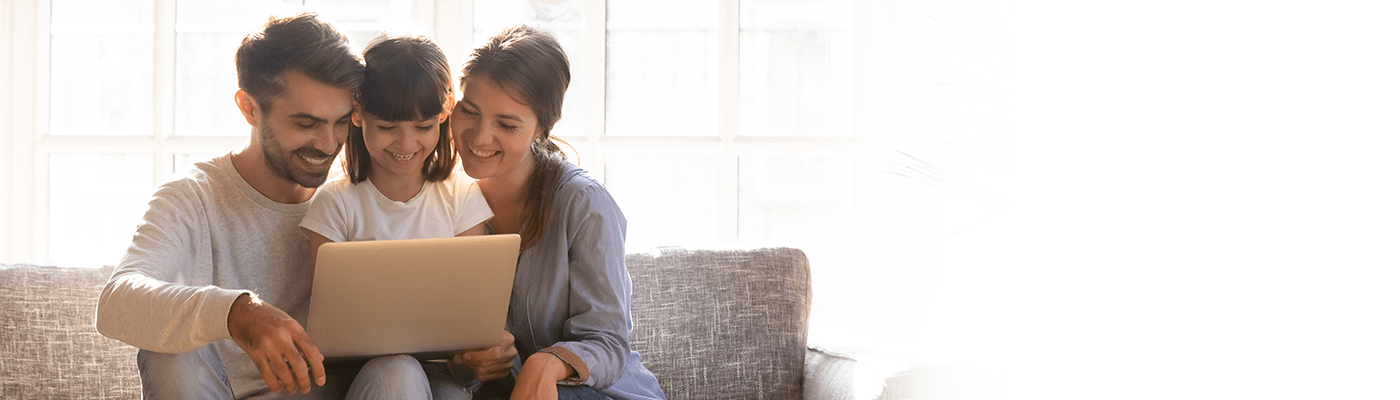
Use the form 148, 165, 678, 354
93, 12, 665, 400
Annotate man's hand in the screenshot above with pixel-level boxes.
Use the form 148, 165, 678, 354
452, 330, 518, 381
227, 293, 325, 394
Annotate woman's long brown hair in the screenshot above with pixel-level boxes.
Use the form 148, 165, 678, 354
461, 25, 571, 250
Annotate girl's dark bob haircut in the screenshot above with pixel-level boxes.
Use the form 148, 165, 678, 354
344, 32, 456, 183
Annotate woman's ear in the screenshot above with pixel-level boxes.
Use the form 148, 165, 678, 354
350, 99, 364, 127
439, 96, 454, 123
234, 90, 260, 126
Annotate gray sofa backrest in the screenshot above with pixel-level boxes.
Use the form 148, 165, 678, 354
0, 264, 139, 399
0, 246, 812, 399
627, 246, 812, 400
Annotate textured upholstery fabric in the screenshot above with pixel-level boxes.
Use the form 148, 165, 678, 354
0, 264, 139, 399
626, 246, 811, 400
1, 247, 828, 399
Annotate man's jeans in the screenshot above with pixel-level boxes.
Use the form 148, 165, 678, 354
138, 347, 469, 399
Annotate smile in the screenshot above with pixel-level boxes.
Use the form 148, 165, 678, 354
390, 151, 415, 161
301, 155, 330, 166
470, 147, 496, 159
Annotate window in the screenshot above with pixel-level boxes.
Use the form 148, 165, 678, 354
5, 0, 901, 346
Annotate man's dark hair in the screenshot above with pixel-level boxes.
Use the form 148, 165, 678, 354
235, 12, 364, 112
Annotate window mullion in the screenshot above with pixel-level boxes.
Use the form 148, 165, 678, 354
154, 0, 176, 187
434, 0, 471, 66
583, 0, 605, 170
10, 0, 46, 261
717, 0, 740, 242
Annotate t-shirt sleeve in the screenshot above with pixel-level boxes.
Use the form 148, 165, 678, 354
300, 182, 351, 243
95, 180, 250, 353
454, 177, 494, 235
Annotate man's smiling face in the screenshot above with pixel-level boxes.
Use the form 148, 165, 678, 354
257, 69, 354, 188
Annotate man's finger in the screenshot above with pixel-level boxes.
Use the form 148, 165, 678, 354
253, 356, 282, 394
286, 350, 312, 394
269, 355, 297, 394
296, 335, 327, 387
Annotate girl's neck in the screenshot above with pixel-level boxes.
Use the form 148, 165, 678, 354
367, 170, 426, 202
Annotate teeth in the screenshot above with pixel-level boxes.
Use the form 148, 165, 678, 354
391, 151, 414, 161
471, 148, 495, 158
302, 155, 328, 166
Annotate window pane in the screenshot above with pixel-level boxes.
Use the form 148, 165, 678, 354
53, 0, 153, 26
305, 0, 413, 24
310, 0, 417, 48
48, 154, 154, 268
50, 32, 154, 135
175, 32, 246, 135
173, 0, 412, 136
473, 0, 585, 137
604, 155, 720, 248
605, 0, 719, 137
738, 156, 854, 342
739, 0, 854, 138
170, 153, 221, 181
177, 0, 287, 24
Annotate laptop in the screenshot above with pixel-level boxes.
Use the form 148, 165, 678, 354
306, 234, 520, 361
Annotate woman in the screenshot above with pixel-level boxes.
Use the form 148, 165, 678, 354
448, 25, 665, 400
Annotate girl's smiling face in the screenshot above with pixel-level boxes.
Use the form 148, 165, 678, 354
451, 77, 541, 185
355, 108, 447, 182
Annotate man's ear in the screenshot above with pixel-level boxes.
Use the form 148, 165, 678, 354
234, 90, 260, 126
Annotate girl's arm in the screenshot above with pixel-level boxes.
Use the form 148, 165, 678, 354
456, 221, 488, 237
302, 228, 334, 276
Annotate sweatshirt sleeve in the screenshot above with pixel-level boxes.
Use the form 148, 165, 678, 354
94, 180, 249, 354
549, 182, 634, 388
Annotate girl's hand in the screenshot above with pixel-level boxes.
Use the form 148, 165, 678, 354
510, 352, 575, 400
452, 330, 518, 381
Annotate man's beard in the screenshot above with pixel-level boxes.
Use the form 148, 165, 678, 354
260, 119, 341, 188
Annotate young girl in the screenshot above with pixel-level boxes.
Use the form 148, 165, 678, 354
450, 25, 665, 400
300, 33, 491, 399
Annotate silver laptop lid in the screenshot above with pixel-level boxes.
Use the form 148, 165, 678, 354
307, 234, 520, 361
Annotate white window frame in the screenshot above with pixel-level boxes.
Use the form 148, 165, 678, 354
3, 0, 900, 266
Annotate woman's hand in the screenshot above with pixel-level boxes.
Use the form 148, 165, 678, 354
510, 352, 576, 400
452, 330, 518, 381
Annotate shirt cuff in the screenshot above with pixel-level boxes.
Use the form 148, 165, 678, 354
538, 346, 588, 386
209, 287, 254, 341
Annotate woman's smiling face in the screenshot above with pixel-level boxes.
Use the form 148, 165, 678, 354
451, 77, 541, 184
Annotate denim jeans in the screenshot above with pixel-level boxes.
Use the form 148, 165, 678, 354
138, 347, 468, 399
472, 377, 621, 400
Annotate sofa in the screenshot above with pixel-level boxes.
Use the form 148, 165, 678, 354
1, 246, 929, 399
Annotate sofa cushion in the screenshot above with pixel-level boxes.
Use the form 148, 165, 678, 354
0, 264, 139, 399
626, 246, 811, 400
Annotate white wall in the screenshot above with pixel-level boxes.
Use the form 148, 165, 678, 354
905, 1, 1400, 399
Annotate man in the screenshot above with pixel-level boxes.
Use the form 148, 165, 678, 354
95, 12, 429, 399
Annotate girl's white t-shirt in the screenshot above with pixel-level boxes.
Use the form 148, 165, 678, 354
300, 171, 493, 242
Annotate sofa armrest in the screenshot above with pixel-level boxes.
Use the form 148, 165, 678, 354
804, 346, 941, 400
